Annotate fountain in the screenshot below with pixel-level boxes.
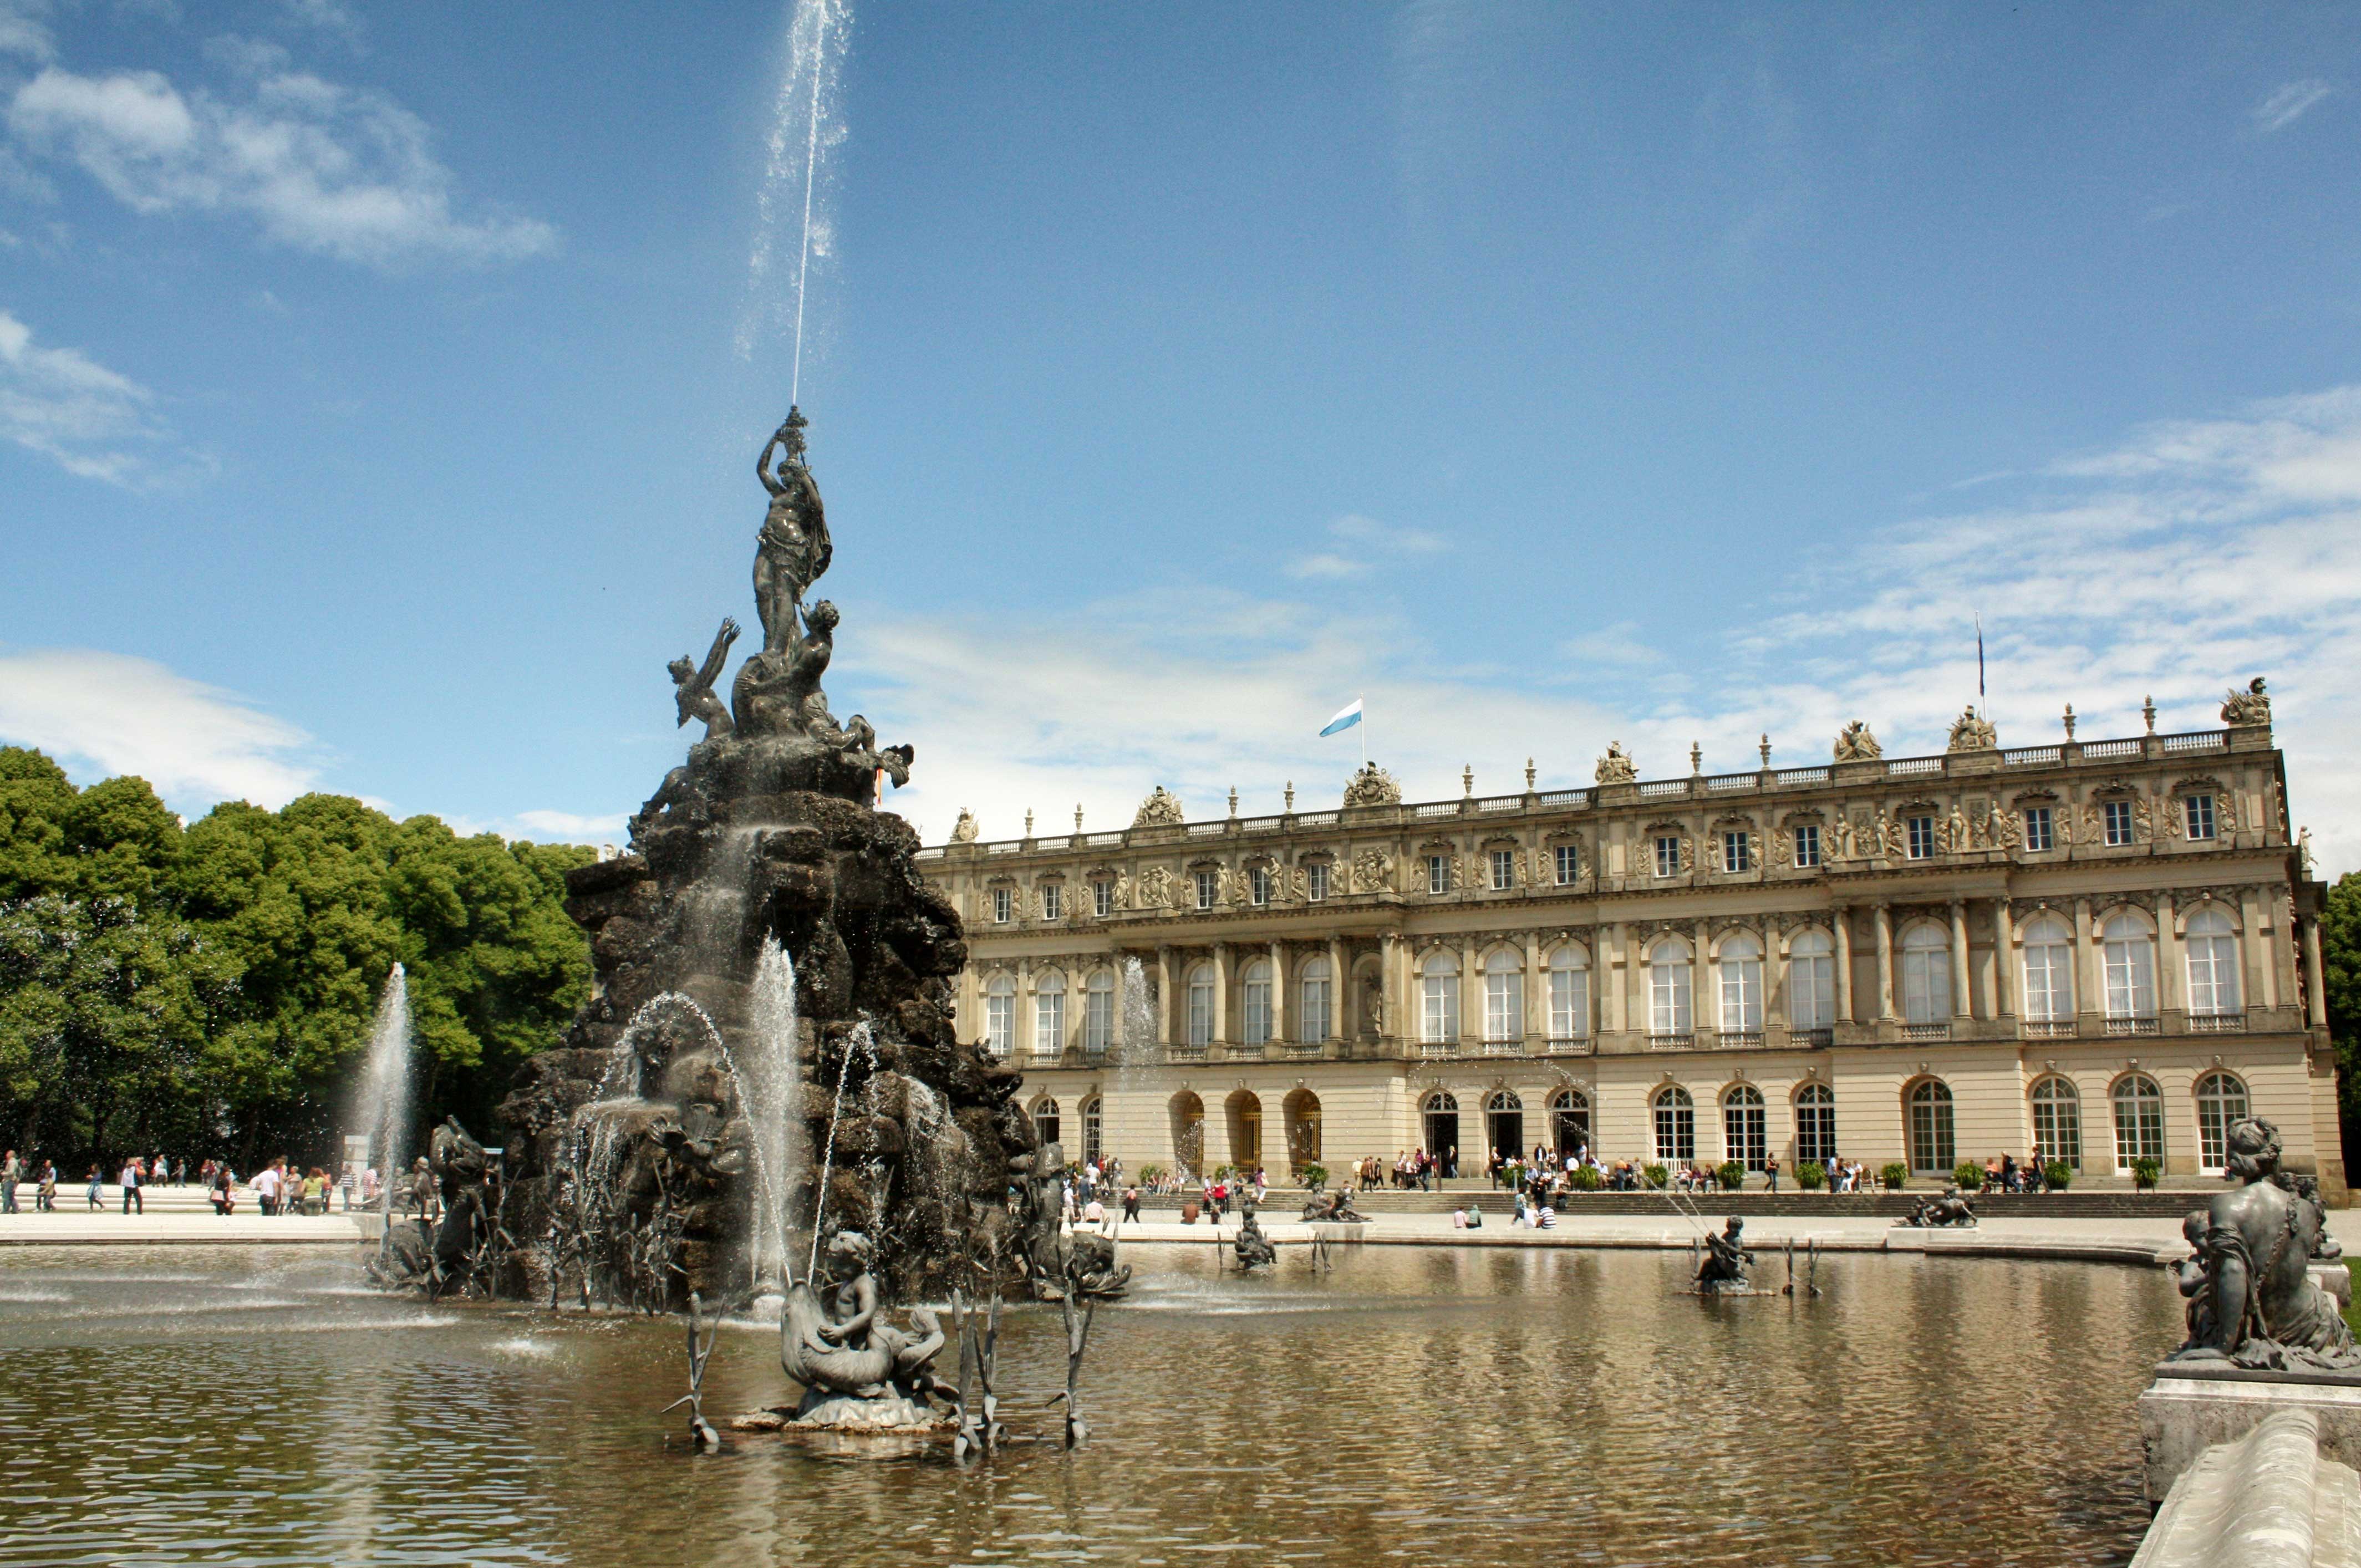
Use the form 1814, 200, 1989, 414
351, 965, 413, 1234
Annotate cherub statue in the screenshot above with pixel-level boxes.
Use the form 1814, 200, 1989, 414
778, 1230, 948, 1409
754, 409, 833, 656
1695, 1216, 1755, 1291
668, 618, 738, 741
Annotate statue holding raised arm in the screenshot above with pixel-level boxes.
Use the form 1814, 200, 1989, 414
754, 408, 833, 656
669, 618, 739, 741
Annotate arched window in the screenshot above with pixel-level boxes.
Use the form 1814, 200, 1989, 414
1241, 958, 1273, 1046
1185, 963, 1215, 1047
2195, 1072, 2248, 1175
2030, 1076, 2080, 1169
1718, 933, 1763, 1032
2020, 914, 2075, 1022
1652, 1085, 1695, 1164
1485, 1089, 1524, 1161
2101, 912, 2157, 1022
1794, 1082, 1835, 1167
1722, 1083, 1767, 1171
1900, 925, 1951, 1025
1421, 950, 1461, 1043
1648, 939, 1692, 1036
1083, 969, 1116, 1053
1788, 929, 1834, 1032
1483, 949, 1523, 1043
1422, 1090, 1459, 1161
1080, 1095, 1103, 1166
1906, 1080, 1955, 1174
1033, 969, 1066, 1057
1547, 944, 1590, 1040
1300, 955, 1332, 1043
984, 973, 1015, 1057
2111, 1074, 2164, 1172
1031, 1096, 1061, 1152
2185, 908, 2243, 1018
1550, 1088, 1591, 1157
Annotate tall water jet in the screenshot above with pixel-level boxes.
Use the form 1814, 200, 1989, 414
353, 964, 413, 1234
743, 938, 801, 1288
740, 0, 853, 388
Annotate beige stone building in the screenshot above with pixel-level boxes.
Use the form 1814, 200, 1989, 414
915, 683, 2344, 1198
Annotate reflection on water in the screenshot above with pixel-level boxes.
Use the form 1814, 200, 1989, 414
0, 1242, 2177, 1566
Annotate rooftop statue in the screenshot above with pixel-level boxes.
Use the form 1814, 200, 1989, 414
1946, 704, 1997, 753
1341, 761, 1402, 808
2222, 676, 2272, 727
753, 408, 832, 657
1833, 720, 1882, 763
1695, 1216, 1755, 1292
2168, 1117, 2359, 1372
1133, 786, 1185, 828
1595, 742, 1637, 785
949, 808, 979, 843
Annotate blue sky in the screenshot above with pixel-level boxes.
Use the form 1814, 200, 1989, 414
5, 1, 2361, 871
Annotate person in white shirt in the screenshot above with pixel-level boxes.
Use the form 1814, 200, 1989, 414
119, 1159, 143, 1214
253, 1163, 283, 1216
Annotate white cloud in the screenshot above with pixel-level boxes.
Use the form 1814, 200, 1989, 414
0, 307, 184, 485
2255, 79, 2332, 134
1285, 512, 1444, 578
503, 808, 629, 847
0, 648, 318, 810
7, 60, 554, 266
0, 0, 52, 63
278, 0, 361, 40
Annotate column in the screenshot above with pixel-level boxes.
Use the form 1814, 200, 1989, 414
1693, 918, 1713, 1037
1017, 959, 1034, 1057
2074, 896, 2099, 1025
1461, 938, 1481, 1046
1155, 945, 1174, 1047
1948, 900, 1972, 1021
2156, 893, 2180, 1015
1523, 930, 1546, 1044
2243, 888, 2277, 1011
1874, 903, 1895, 1021
1325, 936, 1345, 1041
1833, 905, 1854, 1024
1991, 899, 2014, 1019
1212, 941, 1233, 1044
1378, 932, 1399, 1042
1607, 922, 1627, 1035
1269, 939, 1288, 1046
2306, 918, 2329, 1028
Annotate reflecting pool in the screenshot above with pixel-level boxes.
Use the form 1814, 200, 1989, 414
0, 1242, 2179, 1566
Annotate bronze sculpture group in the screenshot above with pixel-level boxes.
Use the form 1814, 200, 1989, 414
2169, 1117, 2358, 1372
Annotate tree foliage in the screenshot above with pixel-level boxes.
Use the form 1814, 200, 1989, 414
2323, 870, 2361, 1180
0, 746, 592, 1167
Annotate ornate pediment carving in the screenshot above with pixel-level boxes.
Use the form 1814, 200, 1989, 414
1594, 742, 1637, 785
1946, 705, 1998, 752
1341, 762, 1402, 808
1133, 786, 1185, 828
1833, 720, 1882, 762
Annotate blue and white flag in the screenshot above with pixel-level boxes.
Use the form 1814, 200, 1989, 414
1319, 698, 1363, 737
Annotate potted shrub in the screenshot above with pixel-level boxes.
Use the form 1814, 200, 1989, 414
1569, 1165, 1602, 1192
1642, 1163, 1670, 1190
1797, 1161, 1826, 1191
1954, 1160, 1986, 1193
1880, 1162, 1911, 1192
1300, 1163, 1328, 1193
2044, 1160, 2073, 1191
2130, 1156, 2160, 1192
1716, 1161, 1745, 1192
1139, 1163, 1164, 1187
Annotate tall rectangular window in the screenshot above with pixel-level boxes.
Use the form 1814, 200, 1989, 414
2025, 807, 2053, 852
1301, 970, 1331, 1041
1654, 836, 1680, 878
1041, 884, 1061, 921
1034, 986, 1065, 1056
1084, 985, 1113, 1052
1793, 824, 1820, 868
1483, 968, 1522, 1042
1306, 862, 1329, 902
1650, 959, 1691, 1034
985, 991, 1012, 1056
1549, 965, 1588, 1038
1722, 831, 1752, 873
1907, 816, 1936, 859
1789, 949, 1834, 1031
2103, 800, 2134, 846
1490, 849, 1514, 890
1243, 975, 1270, 1045
1187, 974, 1213, 1046
1426, 855, 1448, 895
1249, 866, 1269, 907
2184, 795, 2217, 841
1092, 879, 1112, 918
1719, 956, 1762, 1030
1195, 870, 1217, 910
992, 888, 1011, 924
2022, 941, 2073, 1021
1554, 844, 1579, 885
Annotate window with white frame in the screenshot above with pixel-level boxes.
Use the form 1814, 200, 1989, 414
2019, 913, 2075, 1021
1554, 844, 1579, 885
1084, 970, 1115, 1052
1241, 959, 1272, 1046
1490, 849, 1514, 891
1426, 854, 1448, 895
2031, 1076, 2080, 1169
984, 974, 1015, 1056
1722, 831, 1752, 873
1194, 870, 1218, 910
1793, 823, 1821, 869
2196, 1071, 2248, 1174
1092, 879, 1112, 918
1420, 950, 1460, 1043
2103, 800, 2135, 846
1080, 1096, 1102, 1165
2112, 1074, 2164, 1171
1718, 933, 1763, 1031
1306, 861, 1329, 902
992, 887, 1011, 924
1654, 836, 1681, 878
1482, 949, 1523, 1042
1034, 970, 1066, 1056
1249, 865, 1269, 907
2185, 907, 2243, 1016
1548, 945, 1589, 1038
1788, 929, 1834, 1031
1300, 956, 1331, 1042
1795, 1082, 1836, 1166
1906, 816, 1936, 860
1652, 1085, 1696, 1164
2025, 806, 2054, 852
1031, 1097, 1060, 1150
1041, 883, 1061, 921
1899, 925, 1951, 1024
1907, 1079, 1955, 1173
1722, 1083, 1767, 1171
2101, 912, 2156, 1020
2184, 794, 2217, 841
1186, 964, 1215, 1046
1648, 939, 1692, 1034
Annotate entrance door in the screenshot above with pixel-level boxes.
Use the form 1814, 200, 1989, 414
1553, 1107, 1590, 1159
1489, 1111, 1524, 1165
1424, 1111, 1459, 1167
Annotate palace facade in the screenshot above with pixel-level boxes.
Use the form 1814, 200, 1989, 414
914, 686, 2343, 1198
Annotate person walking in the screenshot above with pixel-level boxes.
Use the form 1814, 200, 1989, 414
1764, 1156, 1780, 1193
35, 1159, 56, 1211
1, 1149, 19, 1214
119, 1157, 143, 1214
85, 1164, 102, 1210
211, 1163, 236, 1215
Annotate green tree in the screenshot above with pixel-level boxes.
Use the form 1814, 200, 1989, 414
2322, 872, 2361, 1179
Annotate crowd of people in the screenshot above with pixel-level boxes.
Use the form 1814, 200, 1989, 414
0, 1149, 447, 1220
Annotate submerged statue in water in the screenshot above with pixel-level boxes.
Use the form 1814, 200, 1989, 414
1695, 1216, 1755, 1292
778, 1231, 950, 1425
2169, 1117, 2359, 1371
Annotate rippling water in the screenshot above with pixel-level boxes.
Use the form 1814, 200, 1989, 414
0, 1242, 2179, 1566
